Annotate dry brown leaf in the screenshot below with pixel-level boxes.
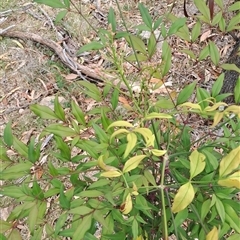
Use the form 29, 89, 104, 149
65, 73, 79, 80
119, 96, 129, 104
200, 30, 211, 42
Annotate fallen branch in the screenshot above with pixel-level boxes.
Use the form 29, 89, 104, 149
0, 30, 115, 84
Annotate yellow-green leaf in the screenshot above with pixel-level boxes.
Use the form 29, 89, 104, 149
180, 102, 202, 110
110, 129, 129, 141
206, 226, 218, 240
172, 182, 195, 213
133, 128, 154, 146
205, 102, 227, 111
151, 149, 167, 157
211, 111, 224, 127
144, 112, 172, 120
120, 193, 133, 214
124, 132, 137, 158
218, 171, 240, 189
101, 170, 122, 178
123, 155, 146, 173
219, 146, 240, 177
189, 150, 206, 179
224, 105, 240, 118
98, 155, 119, 171
107, 121, 133, 130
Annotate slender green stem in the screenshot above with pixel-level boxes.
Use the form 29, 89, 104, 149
160, 155, 168, 239
165, 189, 179, 240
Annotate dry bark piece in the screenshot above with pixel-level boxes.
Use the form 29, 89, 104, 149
220, 39, 240, 103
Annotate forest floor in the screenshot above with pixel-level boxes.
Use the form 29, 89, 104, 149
0, 0, 238, 239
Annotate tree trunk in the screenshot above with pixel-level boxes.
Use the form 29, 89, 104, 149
220, 39, 240, 103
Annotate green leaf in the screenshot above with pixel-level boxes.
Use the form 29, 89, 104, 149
77, 190, 103, 198
72, 214, 92, 240
219, 16, 226, 32
172, 182, 195, 213
215, 197, 225, 223
211, 73, 224, 97
54, 96, 65, 121
34, 0, 66, 8
144, 169, 156, 186
189, 150, 206, 179
54, 135, 71, 161
234, 77, 240, 104
32, 181, 44, 200
201, 199, 211, 221
227, 13, 240, 32
191, 21, 201, 42
108, 7, 116, 32
69, 206, 93, 215
174, 208, 188, 227
3, 122, 13, 147
111, 88, 119, 110
132, 219, 138, 239
44, 124, 76, 137
161, 40, 172, 76
77, 41, 104, 54
78, 81, 102, 101
0, 186, 25, 198
224, 204, 240, 232
93, 210, 109, 229
209, 41, 220, 65
194, 0, 210, 22
227, 234, 240, 240
0, 220, 12, 233
196, 87, 210, 109
219, 146, 240, 177
123, 155, 146, 173
153, 17, 162, 30
180, 49, 196, 59
125, 53, 148, 62
138, 3, 152, 29
125, 34, 147, 55
0, 233, 7, 240
168, 18, 187, 36
60, 185, 70, 210
55, 9, 68, 23
63, 0, 70, 8
71, 100, 86, 125
28, 137, 40, 163
7, 229, 22, 240
28, 204, 38, 234
198, 45, 209, 61
212, 11, 222, 25
228, 2, 240, 11
13, 136, 28, 157
30, 104, 58, 120
176, 81, 197, 105
55, 213, 68, 234
148, 33, 157, 58
92, 123, 108, 143
221, 64, 240, 73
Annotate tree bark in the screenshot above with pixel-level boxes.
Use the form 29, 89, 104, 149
220, 39, 240, 103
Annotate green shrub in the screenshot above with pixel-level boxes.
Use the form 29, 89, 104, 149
1, 0, 240, 239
